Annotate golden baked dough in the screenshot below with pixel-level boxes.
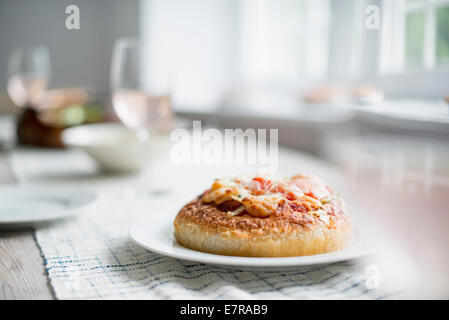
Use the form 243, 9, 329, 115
174, 174, 352, 257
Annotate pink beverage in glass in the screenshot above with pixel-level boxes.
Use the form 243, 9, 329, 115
7, 74, 47, 108
112, 89, 171, 132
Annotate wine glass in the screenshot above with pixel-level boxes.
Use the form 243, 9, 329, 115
7, 46, 51, 109
110, 38, 172, 195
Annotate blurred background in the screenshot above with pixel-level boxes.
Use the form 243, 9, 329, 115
0, 0, 447, 109
0, 0, 448, 149
0, 0, 448, 298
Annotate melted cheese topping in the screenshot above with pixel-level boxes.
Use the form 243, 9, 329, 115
202, 174, 337, 218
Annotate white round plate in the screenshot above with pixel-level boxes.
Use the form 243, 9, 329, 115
0, 185, 96, 228
130, 214, 373, 270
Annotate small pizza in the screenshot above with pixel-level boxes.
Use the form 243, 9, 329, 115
174, 174, 352, 257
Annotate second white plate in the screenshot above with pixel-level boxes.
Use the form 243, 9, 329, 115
130, 213, 373, 270
0, 185, 96, 228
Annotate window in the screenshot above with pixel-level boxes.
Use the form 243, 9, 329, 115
141, 0, 331, 109
382, 0, 449, 72
239, 0, 330, 83
141, 0, 447, 104
436, 4, 449, 64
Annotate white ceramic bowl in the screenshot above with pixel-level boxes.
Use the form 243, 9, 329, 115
62, 122, 143, 173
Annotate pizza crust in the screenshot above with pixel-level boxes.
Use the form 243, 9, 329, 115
174, 200, 353, 257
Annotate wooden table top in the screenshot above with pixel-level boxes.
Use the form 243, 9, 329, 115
0, 151, 54, 300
